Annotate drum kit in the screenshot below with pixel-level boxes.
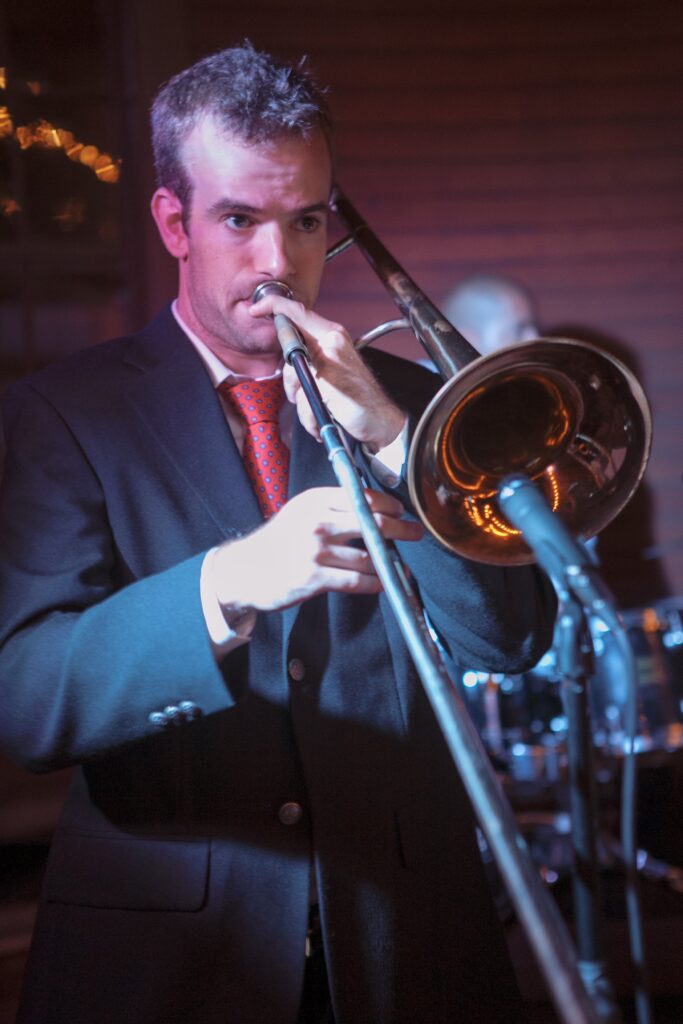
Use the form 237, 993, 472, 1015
462, 598, 683, 782
461, 597, 683, 889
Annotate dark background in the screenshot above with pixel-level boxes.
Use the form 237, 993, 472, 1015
1, 0, 683, 1019
2, 0, 682, 605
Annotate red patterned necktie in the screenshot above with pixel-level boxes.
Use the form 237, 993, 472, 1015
220, 377, 290, 518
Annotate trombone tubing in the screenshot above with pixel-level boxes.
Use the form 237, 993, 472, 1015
326, 193, 607, 1023
331, 189, 479, 380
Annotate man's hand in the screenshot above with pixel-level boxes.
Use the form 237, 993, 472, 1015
211, 487, 423, 613
249, 293, 406, 452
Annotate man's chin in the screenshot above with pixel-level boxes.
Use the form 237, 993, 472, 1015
243, 324, 280, 352
221, 319, 280, 357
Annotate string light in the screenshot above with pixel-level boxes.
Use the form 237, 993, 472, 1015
0, 70, 121, 184
0, 106, 13, 138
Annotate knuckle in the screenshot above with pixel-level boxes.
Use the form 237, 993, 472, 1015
325, 327, 347, 347
311, 524, 332, 548
341, 571, 363, 592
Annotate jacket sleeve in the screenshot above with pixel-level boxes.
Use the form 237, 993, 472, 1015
358, 352, 557, 673
0, 382, 233, 772
396, 528, 557, 673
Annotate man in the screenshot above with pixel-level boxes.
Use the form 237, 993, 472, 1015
0, 45, 555, 1023
443, 274, 539, 356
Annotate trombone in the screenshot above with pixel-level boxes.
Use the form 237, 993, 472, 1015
266, 191, 652, 1024
329, 190, 652, 566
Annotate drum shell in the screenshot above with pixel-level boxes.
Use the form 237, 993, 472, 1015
591, 602, 683, 753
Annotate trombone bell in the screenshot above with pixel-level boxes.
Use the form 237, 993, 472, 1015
408, 338, 652, 565
330, 191, 652, 567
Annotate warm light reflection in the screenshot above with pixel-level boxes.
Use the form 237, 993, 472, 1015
464, 467, 561, 540
54, 197, 86, 230
1, 197, 22, 217
0, 106, 12, 138
643, 607, 661, 634
93, 154, 119, 183
0, 70, 121, 184
79, 144, 99, 166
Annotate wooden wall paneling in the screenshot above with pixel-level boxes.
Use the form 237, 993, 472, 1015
181, 0, 683, 600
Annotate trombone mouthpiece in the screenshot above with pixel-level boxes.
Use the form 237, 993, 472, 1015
251, 280, 292, 303
250, 279, 306, 363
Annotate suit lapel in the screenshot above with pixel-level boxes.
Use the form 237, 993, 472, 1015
123, 308, 262, 539
122, 308, 340, 648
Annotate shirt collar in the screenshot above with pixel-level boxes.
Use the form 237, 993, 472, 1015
171, 300, 282, 387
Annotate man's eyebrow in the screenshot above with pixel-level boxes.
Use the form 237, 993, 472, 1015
205, 199, 259, 218
205, 199, 329, 218
297, 202, 329, 215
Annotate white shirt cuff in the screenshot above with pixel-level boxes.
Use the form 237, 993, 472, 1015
362, 418, 409, 489
200, 547, 257, 660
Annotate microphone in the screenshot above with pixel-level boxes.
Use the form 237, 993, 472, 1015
251, 280, 309, 363
498, 474, 618, 627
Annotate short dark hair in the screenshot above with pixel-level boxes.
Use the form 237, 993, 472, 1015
151, 42, 333, 217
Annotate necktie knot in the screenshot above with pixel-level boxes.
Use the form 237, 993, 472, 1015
221, 378, 285, 426
219, 377, 289, 519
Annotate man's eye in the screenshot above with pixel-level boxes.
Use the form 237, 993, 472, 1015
225, 214, 252, 229
299, 215, 322, 232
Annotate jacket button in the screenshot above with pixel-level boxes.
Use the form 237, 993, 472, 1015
278, 801, 303, 826
163, 704, 181, 723
178, 700, 201, 720
148, 711, 168, 729
288, 658, 306, 682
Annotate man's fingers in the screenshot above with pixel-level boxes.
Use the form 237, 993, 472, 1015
309, 488, 422, 542
318, 543, 376, 574
250, 294, 342, 350
319, 565, 384, 595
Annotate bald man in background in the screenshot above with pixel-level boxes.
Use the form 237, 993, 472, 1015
443, 274, 539, 356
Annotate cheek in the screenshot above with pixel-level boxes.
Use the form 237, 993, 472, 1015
200, 248, 240, 291
301, 245, 327, 287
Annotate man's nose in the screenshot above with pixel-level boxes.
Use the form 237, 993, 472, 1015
254, 224, 294, 278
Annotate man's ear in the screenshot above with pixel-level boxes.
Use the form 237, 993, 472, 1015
150, 188, 189, 260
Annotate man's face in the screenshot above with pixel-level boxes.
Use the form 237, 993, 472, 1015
175, 117, 332, 366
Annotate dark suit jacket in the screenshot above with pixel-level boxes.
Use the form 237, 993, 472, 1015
0, 307, 555, 1023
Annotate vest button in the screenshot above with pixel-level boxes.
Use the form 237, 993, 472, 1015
278, 801, 303, 826
288, 658, 306, 682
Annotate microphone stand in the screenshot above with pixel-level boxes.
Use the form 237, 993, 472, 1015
554, 588, 619, 1021
499, 475, 653, 1024
260, 281, 604, 1024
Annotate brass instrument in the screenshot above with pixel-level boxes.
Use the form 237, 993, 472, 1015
318, 192, 653, 1022
329, 190, 652, 565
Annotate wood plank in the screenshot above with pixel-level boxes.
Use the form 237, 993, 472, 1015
335, 126, 683, 171
331, 190, 683, 231
304, 42, 683, 91
330, 82, 683, 127
193, 5, 683, 54
332, 154, 683, 196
